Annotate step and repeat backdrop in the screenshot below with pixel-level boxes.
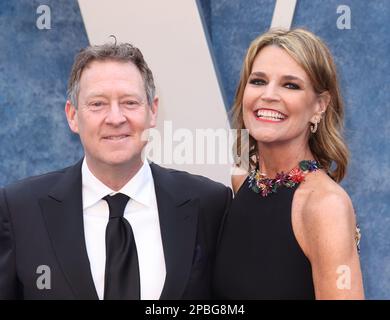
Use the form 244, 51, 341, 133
0, 0, 389, 299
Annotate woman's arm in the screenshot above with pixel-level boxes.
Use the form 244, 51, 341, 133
302, 189, 364, 299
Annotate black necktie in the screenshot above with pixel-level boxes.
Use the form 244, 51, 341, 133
103, 193, 140, 300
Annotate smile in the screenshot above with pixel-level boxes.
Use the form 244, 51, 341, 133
254, 108, 288, 122
103, 135, 130, 140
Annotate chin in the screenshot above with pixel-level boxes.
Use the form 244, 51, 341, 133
250, 130, 281, 144
100, 152, 140, 167
255, 137, 280, 145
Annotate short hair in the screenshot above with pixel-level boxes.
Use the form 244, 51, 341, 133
232, 28, 348, 182
67, 42, 155, 107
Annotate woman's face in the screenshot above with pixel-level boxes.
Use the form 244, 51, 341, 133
242, 45, 324, 147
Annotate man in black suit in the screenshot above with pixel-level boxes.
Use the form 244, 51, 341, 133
0, 42, 232, 299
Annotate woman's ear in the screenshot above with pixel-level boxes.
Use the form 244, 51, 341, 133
311, 91, 330, 124
317, 91, 331, 115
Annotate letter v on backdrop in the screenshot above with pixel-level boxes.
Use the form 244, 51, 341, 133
77, 0, 297, 185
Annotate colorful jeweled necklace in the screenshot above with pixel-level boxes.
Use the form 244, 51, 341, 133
248, 160, 322, 197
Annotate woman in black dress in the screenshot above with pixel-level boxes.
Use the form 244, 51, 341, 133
214, 28, 364, 299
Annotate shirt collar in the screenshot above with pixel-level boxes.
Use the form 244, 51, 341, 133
82, 158, 157, 210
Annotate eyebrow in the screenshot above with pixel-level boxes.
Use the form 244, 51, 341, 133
85, 93, 106, 99
249, 71, 304, 83
85, 93, 143, 100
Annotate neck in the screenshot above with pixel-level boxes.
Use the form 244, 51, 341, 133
257, 140, 314, 178
85, 157, 144, 191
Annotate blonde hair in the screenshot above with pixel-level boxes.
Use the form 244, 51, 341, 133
232, 28, 349, 182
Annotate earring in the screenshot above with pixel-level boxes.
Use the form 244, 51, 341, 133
310, 121, 318, 133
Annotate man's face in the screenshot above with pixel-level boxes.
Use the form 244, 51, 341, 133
65, 60, 158, 173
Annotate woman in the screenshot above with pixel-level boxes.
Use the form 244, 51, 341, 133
214, 28, 364, 299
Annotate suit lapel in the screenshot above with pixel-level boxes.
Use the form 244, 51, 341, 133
150, 163, 199, 300
39, 160, 98, 300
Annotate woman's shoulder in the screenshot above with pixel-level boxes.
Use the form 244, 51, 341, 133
301, 170, 353, 215
296, 169, 357, 256
293, 170, 364, 299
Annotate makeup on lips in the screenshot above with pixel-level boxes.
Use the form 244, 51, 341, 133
254, 108, 288, 123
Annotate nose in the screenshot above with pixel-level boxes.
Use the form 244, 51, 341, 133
105, 102, 126, 126
260, 82, 281, 103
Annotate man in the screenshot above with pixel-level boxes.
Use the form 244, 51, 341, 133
0, 43, 232, 299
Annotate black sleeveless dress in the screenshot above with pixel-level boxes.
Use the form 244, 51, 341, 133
213, 177, 315, 299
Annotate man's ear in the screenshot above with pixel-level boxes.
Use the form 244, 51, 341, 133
65, 100, 79, 134
149, 96, 159, 128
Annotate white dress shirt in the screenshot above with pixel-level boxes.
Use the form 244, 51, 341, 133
81, 159, 166, 300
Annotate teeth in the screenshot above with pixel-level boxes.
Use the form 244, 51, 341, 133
256, 109, 286, 121
106, 135, 127, 140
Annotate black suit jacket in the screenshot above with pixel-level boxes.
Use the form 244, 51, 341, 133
0, 160, 232, 299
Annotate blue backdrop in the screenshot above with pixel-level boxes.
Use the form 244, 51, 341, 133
0, 0, 389, 299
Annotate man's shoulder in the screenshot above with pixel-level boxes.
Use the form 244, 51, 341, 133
149, 163, 229, 194
150, 163, 232, 213
2, 163, 76, 196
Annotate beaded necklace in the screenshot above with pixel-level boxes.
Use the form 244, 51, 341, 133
248, 160, 321, 197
